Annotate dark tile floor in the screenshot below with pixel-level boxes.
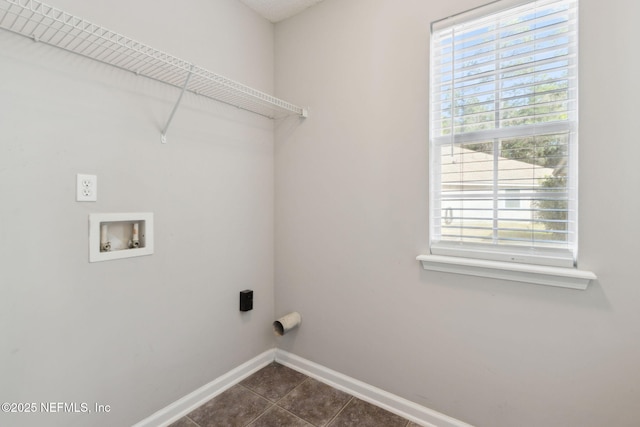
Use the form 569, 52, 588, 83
168, 362, 422, 427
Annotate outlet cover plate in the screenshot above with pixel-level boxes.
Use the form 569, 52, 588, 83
77, 173, 97, 202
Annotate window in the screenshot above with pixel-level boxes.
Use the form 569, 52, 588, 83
429, 0, 578, 268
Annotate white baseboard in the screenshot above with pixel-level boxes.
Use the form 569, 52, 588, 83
132, 349, 276, 427
133, 348, 472, 427
275, 349, 473, 427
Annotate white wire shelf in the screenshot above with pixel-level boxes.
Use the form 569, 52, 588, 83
0, 0, 308, 142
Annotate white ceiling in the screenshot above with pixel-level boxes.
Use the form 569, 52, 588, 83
238, 0, 325, 23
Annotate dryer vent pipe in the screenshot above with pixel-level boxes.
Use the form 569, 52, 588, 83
273, 312, 301, 336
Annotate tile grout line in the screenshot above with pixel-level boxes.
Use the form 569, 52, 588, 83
241, 375, 312, 406
240, 376, 314, 426
270, 376, 311, 405
275, 404, 317, 426
323, 395, 354, 427
242, 402, 276, 427
184, 415, 200, 427
237, 383, 276, 427
270, 376, 318, 426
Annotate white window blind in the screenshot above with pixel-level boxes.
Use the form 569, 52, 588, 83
429, 0, 578, 267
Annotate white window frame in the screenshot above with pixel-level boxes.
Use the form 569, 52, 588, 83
419, 0, 596, 289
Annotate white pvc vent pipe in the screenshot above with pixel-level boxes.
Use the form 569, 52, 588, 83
273, 312, 301, 336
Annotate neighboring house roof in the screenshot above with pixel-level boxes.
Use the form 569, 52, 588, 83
440, 146, 555, 191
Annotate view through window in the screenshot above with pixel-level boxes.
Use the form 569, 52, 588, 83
429, 0, 578, 267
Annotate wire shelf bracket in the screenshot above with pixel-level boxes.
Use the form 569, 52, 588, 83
0, 0, 309, 143
161, 64, 194, 144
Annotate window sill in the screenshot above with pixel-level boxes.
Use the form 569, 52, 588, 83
416, 254, 596, 290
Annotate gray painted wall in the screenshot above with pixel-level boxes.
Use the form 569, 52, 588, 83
274, 0, 640, 426
0, 1, 276, 426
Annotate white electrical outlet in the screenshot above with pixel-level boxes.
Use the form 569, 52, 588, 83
76, 174, 97, 202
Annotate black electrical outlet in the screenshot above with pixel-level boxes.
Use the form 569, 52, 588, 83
240, 290, 253, 312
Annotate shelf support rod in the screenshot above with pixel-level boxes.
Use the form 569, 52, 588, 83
161, 64, 194, 144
